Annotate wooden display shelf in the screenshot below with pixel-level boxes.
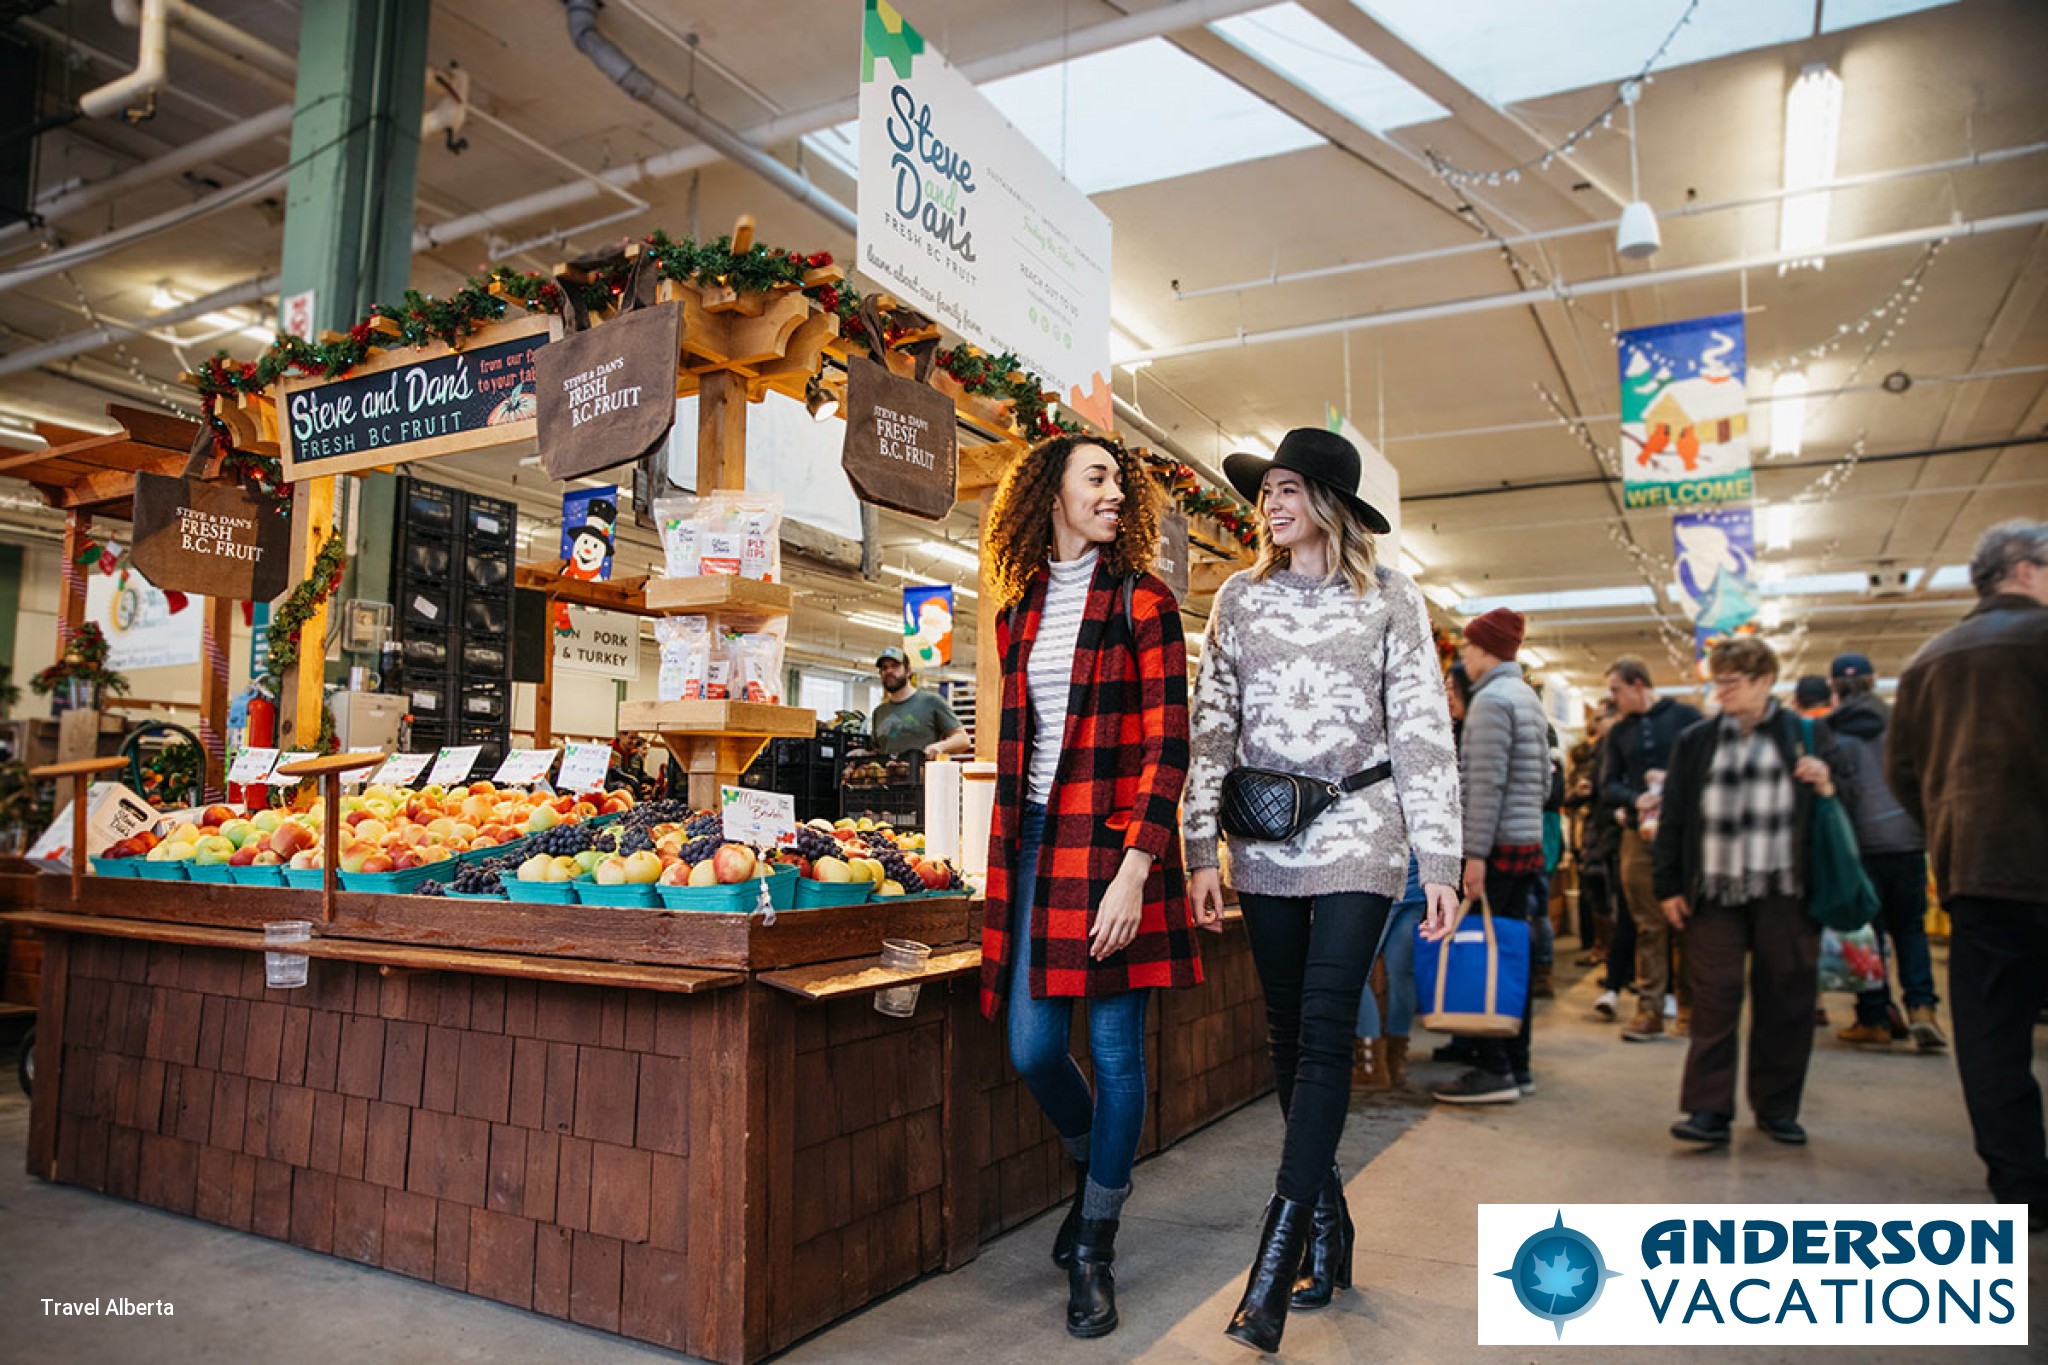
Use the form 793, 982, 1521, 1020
641, 575, 793, 620
618, 699, 815, 737
513, 561, 656, 615
756, 947, 980, 1001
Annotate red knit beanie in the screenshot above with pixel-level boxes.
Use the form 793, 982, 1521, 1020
1464, 607, 1525, 661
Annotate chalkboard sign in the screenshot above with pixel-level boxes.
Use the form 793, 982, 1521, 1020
277, 315, 561, 479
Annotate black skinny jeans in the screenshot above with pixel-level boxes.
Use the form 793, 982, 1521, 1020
1238, 890, 1394, 1203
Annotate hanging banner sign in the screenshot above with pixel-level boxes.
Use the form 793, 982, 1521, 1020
841, 355, 958, 520
535, 302, 681, 481
1618, 312, 1752, 509
559, 486, 618, 583
1672, 505, 1761, 664
1153, 509, 1190, 603
553, 606, 638, 680
557, 741, 612, 795
88, 567, 199, 671
129, 473, 293, 601
276, 315, 559, 480
903, 583, 955, 667
856, 0, 1115, 429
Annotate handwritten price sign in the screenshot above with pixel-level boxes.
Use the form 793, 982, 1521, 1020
720, 786, 796, 849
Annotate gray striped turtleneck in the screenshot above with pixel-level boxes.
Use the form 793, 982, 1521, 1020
1026, 548, 1098, 805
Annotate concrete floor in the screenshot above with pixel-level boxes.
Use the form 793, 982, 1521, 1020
2, 945, 2042, 1363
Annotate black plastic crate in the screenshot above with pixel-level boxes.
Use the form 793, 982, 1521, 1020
457, 679, 509, 726
398, 579, 455, 631
396, 536, 453, 582
398, 626, 453, 671
401, 478, 458, 535
458, 723, 509, 772
387, 670, 454, 721
463, 546, 513, 593
464, 492, 516, 546
461, 637, 511, 677
462, 590, 511, 638
407, 719, 450, 756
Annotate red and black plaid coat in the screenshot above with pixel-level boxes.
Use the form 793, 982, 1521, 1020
978, 560, 1203, 1018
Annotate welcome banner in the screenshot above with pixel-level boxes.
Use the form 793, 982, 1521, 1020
1619, 313, 1753, 509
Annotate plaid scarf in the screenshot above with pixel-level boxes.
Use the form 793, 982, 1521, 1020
1698, 704, 1799, 905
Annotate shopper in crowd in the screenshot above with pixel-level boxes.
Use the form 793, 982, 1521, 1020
869, 646, 972, 758
1655, 637, 1853, 1147
1353, 855, 1425, 1088
1430, 609, 1551, 1106
1792, 674, 1835, 719
1825, 652, 1946, 1052
1602, 657, 1702, 1042
1184, 427, 1460, 1353
1586, 701, 1642, 1022
1530, 722, 1567, 1000
1886, 519, 2048, 1232
978, 433, 1207, 1339
1567, 703, 1619, 973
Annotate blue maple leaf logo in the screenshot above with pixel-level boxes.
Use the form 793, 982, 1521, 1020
1527, 1248, 1587, 1310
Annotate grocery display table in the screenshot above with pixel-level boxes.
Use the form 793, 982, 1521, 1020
15, 876, 1271, 1362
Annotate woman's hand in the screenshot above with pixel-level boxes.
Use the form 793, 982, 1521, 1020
1461, 856, 1487, 902
1792, 755, 1835, 797
1091, 850, 1154, 960
1188, 867, 1226, 934
1661, 895, 1691, 928
1420, 882, 1460, 941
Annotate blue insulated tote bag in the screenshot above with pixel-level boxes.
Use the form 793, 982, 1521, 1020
1416, 893, 1530, 1037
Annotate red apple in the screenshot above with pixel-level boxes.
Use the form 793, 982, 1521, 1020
358, 851, 395, 875
202, 805, 238, 828
268, 820, 315, 857
658, 860, 693, 886
711, 844, 758, 885
229, 845, 259, 868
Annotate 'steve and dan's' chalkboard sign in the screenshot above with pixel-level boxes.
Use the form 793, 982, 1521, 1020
277, 315, 561, 479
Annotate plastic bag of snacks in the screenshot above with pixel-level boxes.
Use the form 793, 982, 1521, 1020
703, 642, 732, 701
655, 496, 703, 578
725, 629, 783, 704
703, 490, 783, 581
655, 615, 711, 701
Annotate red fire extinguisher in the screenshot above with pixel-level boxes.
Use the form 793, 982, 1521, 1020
236, 692, 277, 808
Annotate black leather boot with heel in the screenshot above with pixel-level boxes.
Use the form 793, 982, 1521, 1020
1225, 1195, 1314, 1354
1050, 1163, 1088, 1269
1289, 1166, 1354, 1309
1066, 1217, 1119, 1338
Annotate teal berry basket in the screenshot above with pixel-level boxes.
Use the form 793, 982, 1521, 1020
572, 878, 663, 909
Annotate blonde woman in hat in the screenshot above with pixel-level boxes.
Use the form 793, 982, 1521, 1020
1183, 427, 1462, 1353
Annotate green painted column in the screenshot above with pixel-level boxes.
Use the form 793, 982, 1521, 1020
272, 0, 428, 745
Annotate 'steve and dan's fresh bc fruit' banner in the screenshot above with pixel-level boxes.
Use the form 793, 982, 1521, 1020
857, 0, 1114, 429
1618, 312, 1753, 509
278, 316, 559, 479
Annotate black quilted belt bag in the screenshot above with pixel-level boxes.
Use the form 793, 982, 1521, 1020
1218, 762, 1395, 842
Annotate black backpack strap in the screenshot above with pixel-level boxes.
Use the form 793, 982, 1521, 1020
1334, 762, 1394, 793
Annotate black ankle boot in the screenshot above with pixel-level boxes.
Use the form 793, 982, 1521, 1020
1051, 1163, 1088, 1269
1290, 1166, 1354, 1309
1225, 1195, 1314, 1353
1066, 1217, 1119, 1338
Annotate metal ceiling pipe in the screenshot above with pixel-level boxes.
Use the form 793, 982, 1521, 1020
111, 0, 298, 88
0, 172, 284, 296
78, 0, 169, 119
0, 273, 279, 381
1111, 395, 1235, 494
1128, 207, 2048, 366
564, 0, 855, 235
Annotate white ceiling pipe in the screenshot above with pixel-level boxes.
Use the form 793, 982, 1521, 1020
1174, 140, 2048, 300
78, 0, 169, 119
0, 103, 294, 249
0, 171, 284, 296
0, 274, 279, 381
112, 0, 298, 88
1128, 208, 2048, 366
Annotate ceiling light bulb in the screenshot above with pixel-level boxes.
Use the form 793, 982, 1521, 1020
150, 284, 178, 311
1761, 505, 1798, 552
1769, 370, 1809, 459
805, 376, 839, 423
1779, 64, 1844, 269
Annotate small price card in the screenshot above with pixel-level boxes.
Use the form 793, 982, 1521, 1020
425, 745, 484, 788
368, 752, 435, 789
493, 748, 560, 787
227, 746, 280, 785
557, 742, 611, 795
720, 785, 797, 849
266, 751, 319, 785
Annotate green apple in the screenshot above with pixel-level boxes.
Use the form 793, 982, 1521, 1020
623, 851, 664, 885
249, 809, 282, 835
218, 818, 256, 849
574, 849, 605, 876
524, 804, 560, 835
192, 835, 236, 866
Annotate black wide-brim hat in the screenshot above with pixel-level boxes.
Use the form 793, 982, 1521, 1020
1223, 427, 1392, 535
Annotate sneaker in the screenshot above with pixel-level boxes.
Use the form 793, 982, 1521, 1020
1757, 1116, 1808, 1145
1671, 1006, 1691, 1038
1621, 1010, 1666, 1041
1594, 989, 1618, 1021
1514, 1070, 1535, 1094
1663, 993, 1678, 1020
1432, 1069, 1520, 1105
1908, 1007, 1949, 1052
1885, 1002, 1911, 1041
1836, 1022, 1894, 1046
1671, 1112, 1731, 1145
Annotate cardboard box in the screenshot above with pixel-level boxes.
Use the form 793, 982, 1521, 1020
26, 782, 160, 873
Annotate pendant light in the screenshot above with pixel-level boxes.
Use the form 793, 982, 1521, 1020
1615, 81, 1661, 260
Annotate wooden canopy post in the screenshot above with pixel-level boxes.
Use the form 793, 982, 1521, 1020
277, 479, 339, 751
57, 512, 91, 649
30, 756, 128, 906
276, 750, 386, 922
199, 595, 236, 798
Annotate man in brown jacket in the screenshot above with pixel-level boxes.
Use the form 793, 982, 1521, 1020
1887, 519, 2048, 1233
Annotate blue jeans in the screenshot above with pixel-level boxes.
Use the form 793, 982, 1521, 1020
1004, 802, 1150, 1191
1356, 856, 1425, 1039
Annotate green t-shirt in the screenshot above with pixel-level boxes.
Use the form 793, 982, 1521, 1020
870, 689, 962, 756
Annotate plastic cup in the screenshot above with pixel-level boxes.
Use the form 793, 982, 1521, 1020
872, 937, 932, 1018
264, 920, 313, 989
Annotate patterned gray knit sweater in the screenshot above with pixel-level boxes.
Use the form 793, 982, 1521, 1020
1183, 566, 1463, 898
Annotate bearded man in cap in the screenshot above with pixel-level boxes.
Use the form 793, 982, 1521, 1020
1433, 607, 1552, 1105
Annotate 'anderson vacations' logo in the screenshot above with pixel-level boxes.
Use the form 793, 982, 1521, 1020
1478, 1204, 2028, 1347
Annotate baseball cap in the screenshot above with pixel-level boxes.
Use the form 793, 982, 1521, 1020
1793, 675, 1832, 707
1829, 652, 1874, 680
876, 647, 908, 667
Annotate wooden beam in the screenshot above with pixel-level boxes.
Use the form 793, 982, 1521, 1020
277, 477, 337, 752
199, 595, 235, 798
697, 368, 748, 492
975, 499, 1000, 761
1190, 558, 1242, 598
57, 512, 90, 651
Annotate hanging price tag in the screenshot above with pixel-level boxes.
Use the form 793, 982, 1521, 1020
720, 786, 797, 849
557, 742, 611, 795
367, 752, 435, 789
493, 748, 560, 787
266, 751, 319, 785
227, 746, 280, 785
425, 745, 484, 788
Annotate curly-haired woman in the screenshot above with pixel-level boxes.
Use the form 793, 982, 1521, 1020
979, 433, 1211, 1340
1183, 428, 1462, 1354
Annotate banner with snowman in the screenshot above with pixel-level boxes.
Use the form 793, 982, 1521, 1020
1618, 312, 1754, 509
1671, 506, 1760, 669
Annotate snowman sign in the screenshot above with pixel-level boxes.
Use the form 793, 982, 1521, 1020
559, 486, 617, 584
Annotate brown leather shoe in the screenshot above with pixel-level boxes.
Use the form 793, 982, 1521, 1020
1836, 1022, 1894, 1046
1352, 1038, 1389, 1089
1671, 1006, 1691, 1038
1530, 964, 1555, 999
1621, 1010, 1665, 1041
1908, 1007, 1949, 1051
1384, 1035, 1409, 1088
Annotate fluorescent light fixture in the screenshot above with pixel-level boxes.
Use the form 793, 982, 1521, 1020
918, 540, 982, 573
1779, 64, 1844, 269
1455, 586, 1657, 614
1398, 549, 1427, 578
1925, 563, 1971, 591
151, 283, 179, 310
847, 611, 907, 634
1761, 504, 1798, 552
1521, 647, 1548, 669
1210, 5, 1447, 133
1757, 562, 1787, 585
1758, 600, 1786, 630
1768, 370, 1809, 458
1421, 581, 1464, 610
1760, 571, 1868, 597
882, 563, 977, 600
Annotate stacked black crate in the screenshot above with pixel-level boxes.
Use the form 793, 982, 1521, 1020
455, 492, 518, 773
388, 479, 459, 757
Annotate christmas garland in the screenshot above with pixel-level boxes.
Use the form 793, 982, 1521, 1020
31, 622, 131, 698
1142, 453, 1258, 551
259, 535, 347, 690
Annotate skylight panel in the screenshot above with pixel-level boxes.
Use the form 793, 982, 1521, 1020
1820, 0, 1958, 33
1210, 4, 1447, 133
977, 38, 1324, 194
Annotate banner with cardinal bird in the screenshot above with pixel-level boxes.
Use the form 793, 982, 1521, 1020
1618, 312, 1754, 510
